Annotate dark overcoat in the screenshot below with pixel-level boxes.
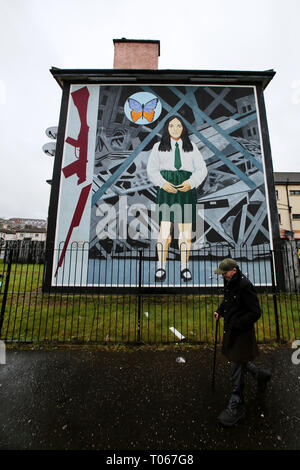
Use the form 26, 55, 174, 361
216, 268, 261, 363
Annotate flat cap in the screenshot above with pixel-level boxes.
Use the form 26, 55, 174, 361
214, 258, 238, 274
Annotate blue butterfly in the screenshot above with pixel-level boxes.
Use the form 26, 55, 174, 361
128, 97, 158, 122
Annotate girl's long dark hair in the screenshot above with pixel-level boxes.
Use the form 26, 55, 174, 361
158, 115, 193, 152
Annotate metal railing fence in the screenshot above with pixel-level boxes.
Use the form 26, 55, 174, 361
0, 241, 299, 344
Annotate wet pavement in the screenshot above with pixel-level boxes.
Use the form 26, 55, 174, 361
0, 344, 299, 451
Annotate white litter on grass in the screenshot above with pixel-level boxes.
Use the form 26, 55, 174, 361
170, 327, 185, 341
176, 357, 186, 363
144, 312, 149, 318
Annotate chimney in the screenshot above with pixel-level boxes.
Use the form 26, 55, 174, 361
113, 38, 160, 69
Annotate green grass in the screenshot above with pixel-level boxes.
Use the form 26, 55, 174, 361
0, 262, 299, 344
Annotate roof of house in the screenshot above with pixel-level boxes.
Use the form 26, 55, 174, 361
16, 228, 47, 233
274, 172, 300, 184
0, 229, 16, 234
50, 67, 276, 90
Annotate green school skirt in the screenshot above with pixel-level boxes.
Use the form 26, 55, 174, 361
156, 170, 197, 223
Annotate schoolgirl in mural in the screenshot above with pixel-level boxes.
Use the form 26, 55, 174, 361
147, 115, 207, 282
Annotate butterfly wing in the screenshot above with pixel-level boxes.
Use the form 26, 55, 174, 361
131, 110, 143, 122
143, 98, 158, 122
128, 98, 142, 112
128, 98, 143, 122
143, 109, 155, 123
144, 98, 158, 113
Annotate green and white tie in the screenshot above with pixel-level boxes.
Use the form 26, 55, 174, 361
174, 142, 182, 170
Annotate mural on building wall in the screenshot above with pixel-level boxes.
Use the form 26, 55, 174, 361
52, 84, 272, 287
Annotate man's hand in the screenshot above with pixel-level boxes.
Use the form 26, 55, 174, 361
176, 180, 191, 192
214, 312, 220, 321
162, 182, 178, 193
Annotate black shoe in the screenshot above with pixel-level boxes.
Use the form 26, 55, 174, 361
218, 404, 245, 427
257, 369, 271, 393
155, 268, 166, 282
180, 268, 192, 282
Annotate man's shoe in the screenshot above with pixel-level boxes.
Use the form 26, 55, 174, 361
217, 404, 245, 427
257, 369, 271, 393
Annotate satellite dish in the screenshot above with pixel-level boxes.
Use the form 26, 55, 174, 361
43, 142, 56, 156
45, 126, 58, 139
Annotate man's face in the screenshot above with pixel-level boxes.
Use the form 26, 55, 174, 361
222, 267, 237, 281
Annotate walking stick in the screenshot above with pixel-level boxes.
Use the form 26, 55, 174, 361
212, 316, 219, 393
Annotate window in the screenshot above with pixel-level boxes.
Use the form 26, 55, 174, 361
290, 190, 300, 195
276, 190, 279, 200
247, 129, 252, 137
278, 214, 281, 224
292, 214, 300, 220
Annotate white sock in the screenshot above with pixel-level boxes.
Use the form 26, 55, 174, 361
181, 262, 189, 271
157, 261, 166, 271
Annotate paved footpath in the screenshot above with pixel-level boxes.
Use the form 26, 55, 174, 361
0, 344, 299, 451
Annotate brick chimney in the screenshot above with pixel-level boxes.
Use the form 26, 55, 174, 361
113, 38, 160, 69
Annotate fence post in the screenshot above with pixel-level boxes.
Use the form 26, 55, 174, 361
0, 250, 12, 336
269, 250, 281, 342
137, 250, 143, 343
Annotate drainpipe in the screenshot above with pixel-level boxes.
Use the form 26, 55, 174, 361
285, 178, 294, 240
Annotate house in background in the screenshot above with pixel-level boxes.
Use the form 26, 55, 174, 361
0, 228, 16, 244
0, 227, 47, 244
15, 228, 47, 242
274, 172, 300, 241
0, 218, 47, 247
7, 218, 47, 229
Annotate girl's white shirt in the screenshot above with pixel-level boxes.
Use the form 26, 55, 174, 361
147, 138, 207, 189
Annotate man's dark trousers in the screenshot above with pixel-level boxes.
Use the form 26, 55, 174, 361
229, 361, 260, 407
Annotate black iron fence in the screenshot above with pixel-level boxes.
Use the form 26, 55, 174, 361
0, 241, 299, 344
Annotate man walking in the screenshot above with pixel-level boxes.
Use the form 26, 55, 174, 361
214, 258, 271, 427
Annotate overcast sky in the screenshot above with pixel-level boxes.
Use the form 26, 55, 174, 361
1, 0, 300, 220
